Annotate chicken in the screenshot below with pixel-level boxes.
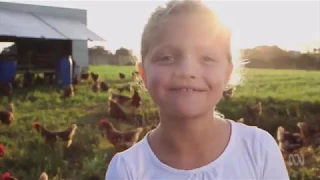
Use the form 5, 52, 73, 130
44, 73, 55, 85
118, 84, 131, 93
0, 82, 13, 97
23, 71, 35, 87
100, 81, 109, 92
0, 104, 14, 126
32, 122, 78, 148
35, 74, 45, 85
131, 89, 142, 108
119, 73, 125, 79
132, 71, 139, 79
109, 92, 132, 105
92, 81, 100, 93
109, 88, 141, 108
60, 85, 74, 99
99, 120, 143, 152
297, 122, 319, 138
277, 126, 302, 153
12, 76, 23, 88
72, 76, 79, 85
246, 101, 262, 125
90, 72, 100, 82
39, 172, 48, 180
81, 73, 89, 81
1, 172, 17, 180
297, 122, 320, 146
0, 144, 4, 157
223, 87, 234, 100
109, 100, 128, 121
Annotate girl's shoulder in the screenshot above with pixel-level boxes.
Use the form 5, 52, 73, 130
105, 136, 151, 178
228, 119, 280, 156
229, 119, 274, 142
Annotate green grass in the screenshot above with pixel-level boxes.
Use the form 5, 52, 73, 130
0, 65, 320, 179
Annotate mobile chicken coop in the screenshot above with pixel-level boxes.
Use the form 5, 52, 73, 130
0, 2, 104, 86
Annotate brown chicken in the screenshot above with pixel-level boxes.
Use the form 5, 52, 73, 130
44, 73, 55, 85
92, 81, 100, 93
297, 122, 320, 146
0, 82, 13, 97
72, 76, 79, 85
100, 81, 109, 92
35, 74, 45, 85
297, 122, 319, 138
0, 104, 14, 126
132, 71, 139, 80
1, 172, 17, 180
246, 101, 262, 125
60, 85, 74, 99
32, 122, 78, 148
23, 71, 35, 87
91, 72, 100, 82
119, 73, 125, 79
12, 76, 23, 88
118, 84, 131, 93
109, 92, 132, 105
277, 126, 302, 153
100, 120, 143, 152
131, 89, 142, 108
109, 100, 128, 121
223, 87, 234, 100
81, 73, 89, 81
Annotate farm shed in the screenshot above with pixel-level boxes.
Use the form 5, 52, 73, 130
0, 2, 104, 80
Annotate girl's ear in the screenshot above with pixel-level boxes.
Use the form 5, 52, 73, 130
138, 63, 147, 89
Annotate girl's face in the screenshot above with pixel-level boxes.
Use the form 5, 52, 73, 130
141, 13, 233, 120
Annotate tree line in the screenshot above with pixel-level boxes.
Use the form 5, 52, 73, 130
89, 46, 137, 66
89, 45, 320, 70
242, 46, 320, 70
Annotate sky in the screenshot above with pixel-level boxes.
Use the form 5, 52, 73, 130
1, 0, 320, 54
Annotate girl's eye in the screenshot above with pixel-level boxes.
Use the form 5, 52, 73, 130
160, 55, 174, 61
202, 56, 215, 62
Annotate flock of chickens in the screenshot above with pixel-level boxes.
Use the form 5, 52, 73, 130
0, 70, 155, 179
1, 70, 319, 179
224, 88, 320, 160
277, 122, 320, 156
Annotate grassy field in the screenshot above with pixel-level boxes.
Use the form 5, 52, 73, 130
0, 65, 320, 179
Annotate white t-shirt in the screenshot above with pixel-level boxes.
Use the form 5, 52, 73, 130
105, 120, 290, 180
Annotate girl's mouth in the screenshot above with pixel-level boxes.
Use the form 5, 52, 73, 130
169, 86, 207, 92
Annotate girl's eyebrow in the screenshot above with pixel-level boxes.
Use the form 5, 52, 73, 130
149, 44, 176, 57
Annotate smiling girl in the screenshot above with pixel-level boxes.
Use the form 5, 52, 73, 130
105, 0, 289, 179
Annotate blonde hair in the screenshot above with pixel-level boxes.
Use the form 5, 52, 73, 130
138, 0, 245, 89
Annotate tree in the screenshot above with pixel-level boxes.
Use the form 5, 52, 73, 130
89, 46, 113, 56
115, 47, 132, 57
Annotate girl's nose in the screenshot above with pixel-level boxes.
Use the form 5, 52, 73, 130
174, 56, 197, 79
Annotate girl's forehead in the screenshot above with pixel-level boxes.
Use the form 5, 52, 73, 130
152, 14, 226, 42
162, 13, 219, 28
142, 13, 229, 61
147, 30, 228, 54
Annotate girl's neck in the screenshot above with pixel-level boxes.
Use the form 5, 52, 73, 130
155, 110, 219, 154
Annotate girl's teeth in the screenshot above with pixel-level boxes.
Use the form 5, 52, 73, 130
181, 89, 193, 92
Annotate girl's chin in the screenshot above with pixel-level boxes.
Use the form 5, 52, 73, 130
162, 105, 212, 120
